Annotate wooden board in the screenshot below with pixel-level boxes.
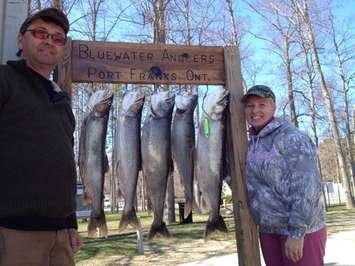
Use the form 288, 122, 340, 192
56, 42, 261, 265
71, 40, 225, 85
55, 38, 72, 96
224, 46, 261, 266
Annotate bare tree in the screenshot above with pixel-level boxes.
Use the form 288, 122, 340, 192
328, 11, 355, 188
294, 21, 330, 208
71, 0, 127, 41
225, 0, 251, 89
290, 0, 354, 208
319, 138, 340, 182
29, 0, 41, 13
149, 0, 176, 223
51, 0, 63, 9
152, 0, 169, 43
246, 0, 299, 127
225, 0, 239, 47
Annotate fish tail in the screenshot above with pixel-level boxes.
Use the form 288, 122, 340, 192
119, 209, 141, 231
87, 213, 108, 238
204, 215, 228, 239
148, 222, 171, 240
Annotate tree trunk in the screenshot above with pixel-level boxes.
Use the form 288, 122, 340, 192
153, 0, 167, 44
110, 96, 118, 213
225, 0, 239, 47
308, 75, 328, 210
297, 0, 354, 208
299, 39, 328, 210
52, 0, 63, 10
29, 0, 41, 13
225, 0, 249, 89
166, 174, 176, 223
284, 36, 298, 127
183, 0, 192, 45
330, 19, 355, 192
152, 0, 176, 221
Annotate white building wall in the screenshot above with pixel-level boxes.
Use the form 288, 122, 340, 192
0, 0, 28, 64
324, 182, 347, 206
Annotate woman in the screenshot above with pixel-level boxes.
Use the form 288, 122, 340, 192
243, 85, 326, 266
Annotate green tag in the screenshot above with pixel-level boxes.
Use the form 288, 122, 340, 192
204, 118, 210, 139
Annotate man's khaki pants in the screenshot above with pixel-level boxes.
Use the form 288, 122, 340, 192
0, 227, 75, 266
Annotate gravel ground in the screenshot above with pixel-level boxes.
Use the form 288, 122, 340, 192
179, 229, 355, 266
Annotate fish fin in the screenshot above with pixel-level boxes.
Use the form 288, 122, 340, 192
137, 147, 143, 172
104, 153, 109, 174
184, 201, 193, 219
148, 222, 171, 240
119, 208, 141, 231
222, 114, 232, 188
114, 157, 120, 177
143, 173, 153, 213
83, 191, 92, 205
78, 117, 88, 181
170, 159, 174, 172
168, 157, 174, 174
204, 215, 228, 239
87, 212, 108, 238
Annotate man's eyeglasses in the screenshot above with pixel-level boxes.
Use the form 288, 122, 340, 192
26, 28, 67, 46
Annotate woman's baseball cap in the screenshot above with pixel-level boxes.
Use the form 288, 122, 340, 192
241, 85, 275, 103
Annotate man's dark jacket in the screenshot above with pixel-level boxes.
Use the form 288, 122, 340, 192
0, 60, 77, 230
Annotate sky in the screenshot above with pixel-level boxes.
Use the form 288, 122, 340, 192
237, 0, 355, 92
230, 0, 355, 135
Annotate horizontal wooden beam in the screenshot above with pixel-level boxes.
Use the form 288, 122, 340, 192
71, 40, 225, 85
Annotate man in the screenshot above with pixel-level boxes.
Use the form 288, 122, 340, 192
242, 85, 326, 266
0, 8, 81, 266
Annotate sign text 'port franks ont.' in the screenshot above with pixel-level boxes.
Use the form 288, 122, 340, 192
71, 40, 225, 85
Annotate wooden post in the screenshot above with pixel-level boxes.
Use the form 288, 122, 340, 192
224, 46, 261, 266
55, 38, 72, 97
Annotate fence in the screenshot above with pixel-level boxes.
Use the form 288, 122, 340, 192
323, 182, 347, 207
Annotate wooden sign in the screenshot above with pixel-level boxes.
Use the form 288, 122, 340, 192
71, 40, 225, 85
57, 43, 261, 266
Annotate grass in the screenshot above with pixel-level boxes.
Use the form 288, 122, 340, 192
325, 205, 355, 234
75, 209, 236, 265
75, 206, 355, 266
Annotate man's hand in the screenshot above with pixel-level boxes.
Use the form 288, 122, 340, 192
284, 236, 304, 263
68, 228, 83, 253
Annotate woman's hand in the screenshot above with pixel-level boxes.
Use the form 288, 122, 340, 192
284, 236, 304, 263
